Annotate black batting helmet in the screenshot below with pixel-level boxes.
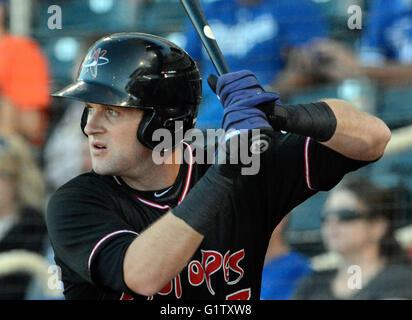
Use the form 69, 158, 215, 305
52, 32, 202, 150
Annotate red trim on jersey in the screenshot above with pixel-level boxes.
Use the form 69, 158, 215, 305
88, 230, 138, 273
304, 137, 315, 191
226, 288, 251, 300
135, 142, 194, 209
177, 142, 193, 205
120, 292, 134, 300
134, 197, 170, 210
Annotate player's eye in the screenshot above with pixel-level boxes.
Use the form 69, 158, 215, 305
85, 106, 94, 115
106, 107, 119, 117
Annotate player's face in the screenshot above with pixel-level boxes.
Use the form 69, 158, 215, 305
83, 103, 151, 177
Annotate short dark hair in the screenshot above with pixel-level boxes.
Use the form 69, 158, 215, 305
337, 176, 410, 264
339, 176, 395, 221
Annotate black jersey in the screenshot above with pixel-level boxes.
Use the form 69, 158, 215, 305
46, 134, 371, 300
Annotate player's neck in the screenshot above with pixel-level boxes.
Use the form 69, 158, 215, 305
121, 146, 183, 191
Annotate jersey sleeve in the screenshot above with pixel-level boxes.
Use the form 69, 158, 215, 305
46, 177, 138, 293
264, 133, 373, 217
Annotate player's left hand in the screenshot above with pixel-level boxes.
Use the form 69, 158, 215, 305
207, 70, 279, 132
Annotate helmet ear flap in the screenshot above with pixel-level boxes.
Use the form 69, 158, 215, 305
137, 110, 161, 150
81, 107, 89, 137
137, 109, 192, 151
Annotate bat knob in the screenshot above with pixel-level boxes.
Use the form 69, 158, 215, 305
249, 133, 272, 154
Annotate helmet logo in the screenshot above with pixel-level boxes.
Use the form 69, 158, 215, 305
83, 48, 109, 78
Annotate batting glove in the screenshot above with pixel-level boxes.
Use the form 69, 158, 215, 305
207, 70, 279, 133
208, 70, 279, 176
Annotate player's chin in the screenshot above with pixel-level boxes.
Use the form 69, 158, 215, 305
91, 160, 115, 176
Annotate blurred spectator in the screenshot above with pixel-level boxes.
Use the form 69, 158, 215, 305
26, 103, 88, 298
276, 0, 412, 93
181, 0, 328, 128
24, 243, 65, 300
28, 37, 94, 300
358, 0, 412, 84
293, 176, 412, 300
0, 0, 50, 146
30, 37, 95, 299
43, 35, 97, 192
272, 38, 360, 95
0, 135, 47, 299
43, 103, 90, 192
260, 216, 312, 300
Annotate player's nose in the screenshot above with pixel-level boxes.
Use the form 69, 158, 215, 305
84, 107, 105, 136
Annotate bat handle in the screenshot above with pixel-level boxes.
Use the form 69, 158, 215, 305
205, 45, 230, 76
215, 60, 230, 76
200, 31, 230, 75
194, 25, 229, 76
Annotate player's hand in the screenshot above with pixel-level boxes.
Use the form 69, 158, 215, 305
208, 70, 278, 177
207, 70, 279, 133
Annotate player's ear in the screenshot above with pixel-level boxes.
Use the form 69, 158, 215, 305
207, 74, 218, 94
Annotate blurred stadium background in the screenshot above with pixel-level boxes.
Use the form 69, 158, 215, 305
2, 0, 412, 299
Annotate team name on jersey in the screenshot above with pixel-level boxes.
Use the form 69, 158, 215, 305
144, 249, 250, 300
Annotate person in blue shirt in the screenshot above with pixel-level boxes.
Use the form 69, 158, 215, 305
272, 0, 412, 90
260, 216, 312, 300
357, 0, 412, 84
360, 0, 412, 66
182, 0, 328, 128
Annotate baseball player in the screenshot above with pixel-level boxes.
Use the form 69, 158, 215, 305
46, 33, 391, 300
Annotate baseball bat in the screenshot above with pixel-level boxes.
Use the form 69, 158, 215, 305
179, 0, 229, 76
179, 0, 273, 154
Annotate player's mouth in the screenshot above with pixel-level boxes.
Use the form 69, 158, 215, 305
91, 141, 107, 155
